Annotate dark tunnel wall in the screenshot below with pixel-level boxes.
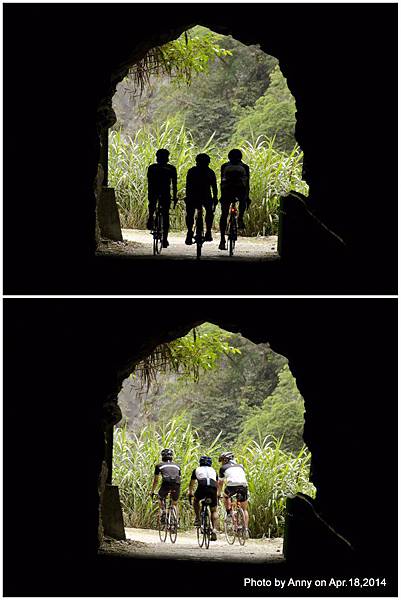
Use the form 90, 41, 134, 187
4, 300, 397, 595
4, 4, 397, 294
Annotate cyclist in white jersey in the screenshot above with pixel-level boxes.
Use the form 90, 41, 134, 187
217, 451, 250, 537
188, 456, 218, 541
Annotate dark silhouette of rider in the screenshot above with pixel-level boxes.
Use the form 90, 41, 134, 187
218, 149, 250, 251
147, 149, 177, 248
185, 153, 218, 245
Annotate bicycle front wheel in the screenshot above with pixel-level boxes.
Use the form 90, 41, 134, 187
224, 513, 236, 545
236, 508, 246, 546
169, 506, 178, 544
158, 511, 168, 543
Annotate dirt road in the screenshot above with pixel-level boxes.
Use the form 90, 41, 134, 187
101, 527, 284, 563
97, 229, 278, 261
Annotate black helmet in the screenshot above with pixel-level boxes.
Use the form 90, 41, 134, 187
156, 148, 170, 162
161, 448, 173, 461
199, 456, 212, 467
218, 451, 234, 462
228, 149, 242, 163
195, 153, 211, 167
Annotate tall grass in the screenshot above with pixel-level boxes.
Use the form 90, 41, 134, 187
113, 417, 315, 537
109, 122, 309, 235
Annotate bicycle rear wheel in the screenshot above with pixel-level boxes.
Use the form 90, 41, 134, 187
228, 217, 237, 256
195, 211, 203, 260
169, 506, 178, 544
158, 509, 168, 543
197, 523, 204, 548
236, 508, 246, 546
224, 513, 236, 545
153, 212, 163, 255
203, 508, 211, 549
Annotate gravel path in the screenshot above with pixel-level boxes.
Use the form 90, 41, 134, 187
100, 527, 284, 563
97, 229, 278, 262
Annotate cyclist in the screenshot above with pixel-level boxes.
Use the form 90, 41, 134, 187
184, 153, 218, 245
218, 149, 250, 250
150, 448, 181, 523
188, 455, 219, 541
146, 149, 178, 248
217, 451, 249, 537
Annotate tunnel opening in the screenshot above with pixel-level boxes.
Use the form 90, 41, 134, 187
96, 26, 308, 263
99, 322, 316, 565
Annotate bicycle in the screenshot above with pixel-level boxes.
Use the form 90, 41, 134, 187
194, 205, 204, 260
223, 492, 247, 546
152, 204, 164, 256
153, 494, 178, 544
190, 495, 212, 549
226, 199, 238, 257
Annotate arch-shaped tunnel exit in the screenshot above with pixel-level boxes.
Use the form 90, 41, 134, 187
101, 323, 314, 563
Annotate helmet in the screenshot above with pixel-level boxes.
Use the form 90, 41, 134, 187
199, 456, 212, 467
195, 153, 211, 167
161, 448, 173, 461
228, 149, 242, 163
156, 148, 170, 162
218, 451, 234, 463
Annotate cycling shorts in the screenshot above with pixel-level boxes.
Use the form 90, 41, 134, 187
224, 485, 248, 502
158, 482, 180, 501
194, 484, 218, 508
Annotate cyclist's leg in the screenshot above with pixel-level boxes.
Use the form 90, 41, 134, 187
238, 196, 247, 228
147, 196, 157, 229
170, 483, 180, 520
238, 499, 249, 529
204, 199, 214, 241
224, 486, 233, 513
158, 484, 168, 522
185, 200, 195, 243
193, 497, 201, 525
219, 199, 230, 249
209, 487, 218, 538
161, 197, 171, 246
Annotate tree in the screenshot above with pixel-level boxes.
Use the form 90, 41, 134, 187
231, 66, 297, 151
240, 365, 305, 453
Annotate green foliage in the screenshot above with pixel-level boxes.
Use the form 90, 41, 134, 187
113, 418, 315, 537
232, 66, 297, 152
152, 33, 278, 145
130, 329, 288, 447
234, 436, 315, 537
241, 365, 305, 452
127, 26, 232, 93
109, 122, 308, 235
166, 323, 241, 381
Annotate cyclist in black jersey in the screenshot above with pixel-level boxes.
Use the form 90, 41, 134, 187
146, 149, 178, 248
218, 149, 250, 250
218, 451, 250, 537
185, 154, 218, 245
150, 448, 181, 523
188, 456, 218, 541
